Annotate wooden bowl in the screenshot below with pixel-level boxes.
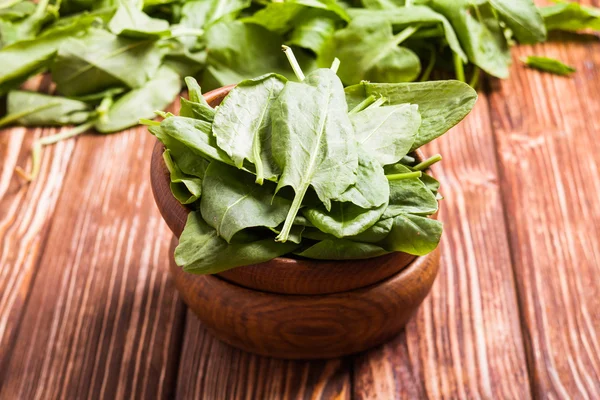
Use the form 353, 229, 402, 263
149, 85, 441, 358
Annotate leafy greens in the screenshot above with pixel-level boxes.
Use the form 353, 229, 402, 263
147, 47, 477, 274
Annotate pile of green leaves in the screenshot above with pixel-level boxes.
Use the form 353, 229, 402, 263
147, 48, 477, 274
0, 0, 598, 179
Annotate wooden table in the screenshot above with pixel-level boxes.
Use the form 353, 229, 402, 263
1, 20, 600, 400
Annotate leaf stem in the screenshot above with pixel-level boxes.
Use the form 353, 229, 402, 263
15, 120, 95, 182
282, 45, 305, 81
139, 118, 161, 126
469, 67, 481, 89
252, 133, 264, 185
405, 0, 413, 6
349, 95, 376, 114
386, 171, 422, 181
276, 185, 308, 243
168, 27, 205, 38
366, 96, 386, 110
420, 47, 436, 82
453, 52, 465, 82
330, 57, 340, 73
413, 154, 442, 171
0, 102, 60, 128
401, 155, 415, 164
392, 25, 419, 48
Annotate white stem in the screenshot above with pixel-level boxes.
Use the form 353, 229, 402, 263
282, 45, 305, 81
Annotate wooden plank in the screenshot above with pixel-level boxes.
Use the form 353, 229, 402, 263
353, 97, 532, 398
176, 310, 351, 400
488, 31, 600, 397
0, 76, 76, 384
0, 124, 185, 399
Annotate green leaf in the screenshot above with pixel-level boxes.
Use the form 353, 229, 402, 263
383, 164, 438, 218
243, 0, 348, 34
347, 6, 467, 62
180, 77, 215, 122
95, 65, 181, 133
318, 17, 421, 85
0, 15, 95, 94
295, 238, 389, 260
51, 28, 163, 96
488, 0, 546, 44
303, 201, 387, 238
242, 2, 305, 33
1, 90, 91, 127
287, 9, 338, 54
163, 149, 203, 204
272, 68, 358, 241
175, 211, 299, 274
349, 217, 394, 243
205, 0, 251, 26
0, 0, 57, 46
150, 125, 211, 177
0, 2, 36, 21
522, 55, 576, 76
155, 116, 235, 165
420, 172, 441, 197
202, 21, 311, 89
212, 73, 286, 183
345, 80, 477, 149
200, 162, 291, 243
351, 103, 420, 165
108, 1, 171, 38
540, 1, 600, 32
334, 149, 389, 209
379, 213, 442, 256
429, 0, 511, 78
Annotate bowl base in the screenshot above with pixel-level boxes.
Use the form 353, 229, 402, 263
169, 237, 440, 359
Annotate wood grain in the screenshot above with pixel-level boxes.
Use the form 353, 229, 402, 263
0, 75, 75, 385
0, 123, 185, 399
171, 235, 440, 359
353, 97, 532, 398
488, 27, 600, 398
176, 311, 351, 400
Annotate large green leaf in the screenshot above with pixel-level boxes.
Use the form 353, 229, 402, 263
212, 73, 286, 183
345, 80, 477, 149
203, 21, 311, 89
379, 213, 442, 255
347, 6, 467, 61
108, 1, 170, 38
1, 90, 91, 127
200, 162, 291, 242
175, 212, 299, 274
318, 17, 421, 85
540, 2, 600, 32
351, 103, 420, 165
271, 68, 358, 241
287, 9, 338, 54
95, 65, 181, 133
489, 0, 546, 44
0, 15, 95, 94
428, 0, 511, 78
51, 28, 163, 96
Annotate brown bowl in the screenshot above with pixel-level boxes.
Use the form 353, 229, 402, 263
150, 85, 441, 358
